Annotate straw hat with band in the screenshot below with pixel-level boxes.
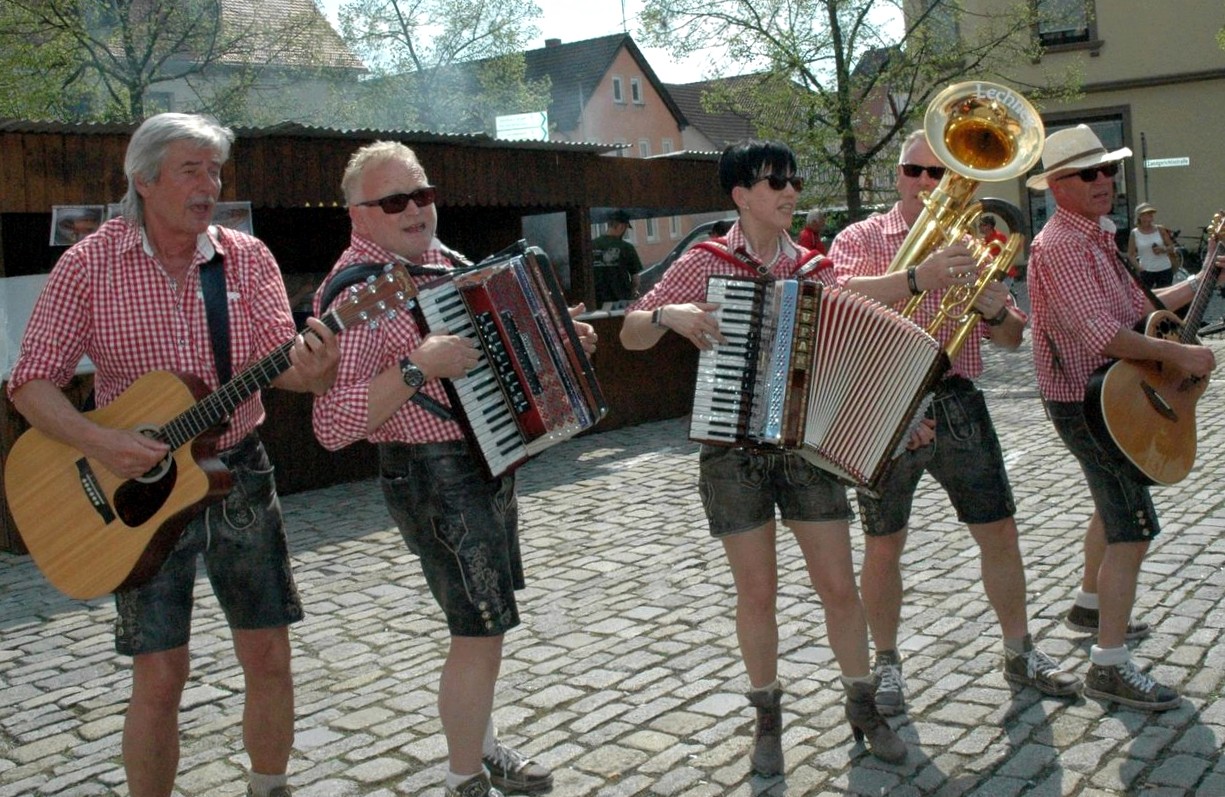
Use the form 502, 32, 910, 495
1025, 124, 1131, 191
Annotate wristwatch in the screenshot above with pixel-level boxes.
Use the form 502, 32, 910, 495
399, 357, 426, 388
985, 305, 1010, 326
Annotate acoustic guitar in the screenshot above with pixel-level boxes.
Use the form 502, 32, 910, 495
1085, 212, 1224, 486
5, 264, 413, 599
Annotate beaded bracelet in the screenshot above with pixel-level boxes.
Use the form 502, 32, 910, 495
906, 266, 921, 295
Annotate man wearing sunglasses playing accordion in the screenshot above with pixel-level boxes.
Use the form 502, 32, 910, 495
311, 141, 597, 797
1027, 125, 1223, 711
828, 129, 1082, 718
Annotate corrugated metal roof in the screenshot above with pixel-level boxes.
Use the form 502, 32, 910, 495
0, 118, 619, 154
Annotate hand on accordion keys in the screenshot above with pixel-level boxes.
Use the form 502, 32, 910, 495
568, 304, 599, 355
412, 332, 481, 380
660, 302, 727, 350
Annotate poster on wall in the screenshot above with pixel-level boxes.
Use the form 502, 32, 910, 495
212, 201, 253, 235
49, 205, 104, 246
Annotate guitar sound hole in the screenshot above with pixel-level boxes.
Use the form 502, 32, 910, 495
114, 458, 178, 528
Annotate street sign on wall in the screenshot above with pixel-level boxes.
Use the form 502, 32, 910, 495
1144, 157, 1190, 168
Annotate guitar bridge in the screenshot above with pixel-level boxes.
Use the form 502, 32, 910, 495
1140, 380, 1177, 421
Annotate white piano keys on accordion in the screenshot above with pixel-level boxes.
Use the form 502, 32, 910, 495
416, 286, 526, 476
690, 278, 764, 445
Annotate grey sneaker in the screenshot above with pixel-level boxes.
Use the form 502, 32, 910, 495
1002, 637, 1081, 696
446, 773, 506, 797
1065, 604, 1151, 640
872, 650, 906, 716
1084, 661, 1182, 711
483, 742, 553, 794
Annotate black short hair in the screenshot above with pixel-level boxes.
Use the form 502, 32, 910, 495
718, 139, 798, 196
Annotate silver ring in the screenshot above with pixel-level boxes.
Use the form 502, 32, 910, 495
948, 267, 955, 276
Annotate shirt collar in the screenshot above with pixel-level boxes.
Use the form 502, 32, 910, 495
140, 225, 219, 262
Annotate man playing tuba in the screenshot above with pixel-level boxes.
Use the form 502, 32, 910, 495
828, 128, 1082, 717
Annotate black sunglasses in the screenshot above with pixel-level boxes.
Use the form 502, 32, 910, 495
356, 186, 437, 213
900, 164, 947, 179
752, 174, 805, 192
1056, 162, 1120, 183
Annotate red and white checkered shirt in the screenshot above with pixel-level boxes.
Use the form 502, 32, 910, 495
1028, 208, 1144, 402
311, 234, 466, 449
829, 202, 996, 379
8, 217, 295, 451
628, 221, 832, 312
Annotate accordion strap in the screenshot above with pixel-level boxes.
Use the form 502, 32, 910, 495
694, 238, 829, 279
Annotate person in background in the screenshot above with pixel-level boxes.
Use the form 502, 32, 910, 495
312, 140, 597, 797
798, 208, 827, 254
8, 112, 339, 797
1026, 124, 1223, 710
592, 209, 644, 305
978, 215, 1007, 258
622, 139, 909, 782
829, 128, 1081, 718
1127, 202, 1177, 289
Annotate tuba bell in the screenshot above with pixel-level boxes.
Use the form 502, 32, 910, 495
886, 80, 1045, 359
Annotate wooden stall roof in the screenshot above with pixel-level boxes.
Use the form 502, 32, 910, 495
0, 119, 727, 216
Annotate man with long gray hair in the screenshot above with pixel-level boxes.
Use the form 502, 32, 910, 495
8, 112, 339, 796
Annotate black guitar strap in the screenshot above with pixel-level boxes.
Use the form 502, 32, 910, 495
199, 250, 232, 386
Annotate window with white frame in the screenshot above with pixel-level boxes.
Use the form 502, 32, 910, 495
661, 138, 674, 154
612, 76, 624, 104
612, 137, 628, 157
638, 139, 651, 158
669, 215, 681, 239
630, 77, 643, 104
645, 218, 659, 243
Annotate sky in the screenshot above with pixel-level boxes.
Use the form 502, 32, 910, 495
317, 0, 716, 84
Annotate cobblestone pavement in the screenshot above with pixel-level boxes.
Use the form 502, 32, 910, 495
2, 311, 1224, 796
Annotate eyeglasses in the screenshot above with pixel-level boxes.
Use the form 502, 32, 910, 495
751, 174, 805, 192
355, 186, 437, 213
900, 164, 947, 180
1055, 162, 1120, 183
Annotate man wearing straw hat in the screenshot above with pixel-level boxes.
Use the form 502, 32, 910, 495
1027, 123, 1221, 710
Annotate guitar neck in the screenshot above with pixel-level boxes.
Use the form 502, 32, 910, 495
1181, 236, 1222, 342
157, 309, 344, 450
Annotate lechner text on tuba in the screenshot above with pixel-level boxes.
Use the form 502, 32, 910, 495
887, 80, 1044, 359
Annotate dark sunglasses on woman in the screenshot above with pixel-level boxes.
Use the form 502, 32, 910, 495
752, 174, 805, 192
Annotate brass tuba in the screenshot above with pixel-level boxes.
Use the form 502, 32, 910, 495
886, 80, 1045, 359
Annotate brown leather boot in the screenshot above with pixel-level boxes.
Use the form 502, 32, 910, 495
745, 685, 784, 777
845, 680, 907, 764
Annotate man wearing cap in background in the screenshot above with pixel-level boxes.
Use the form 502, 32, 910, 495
591, 209, 644, 305
1027, 124, 1223, 710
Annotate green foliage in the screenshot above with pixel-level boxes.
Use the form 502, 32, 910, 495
0, 0, 339, 124
638, 0, 1081, 220
335, 0, 550, 133
0, 2, 92, 120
